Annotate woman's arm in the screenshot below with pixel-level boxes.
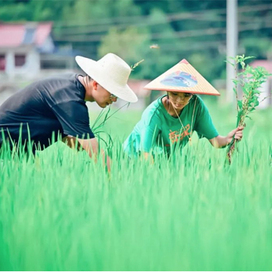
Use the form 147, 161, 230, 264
209, 126, 244, 148
142, 151, 154, 163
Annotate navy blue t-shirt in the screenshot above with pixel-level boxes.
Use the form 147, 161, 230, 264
0, 73, 94, 150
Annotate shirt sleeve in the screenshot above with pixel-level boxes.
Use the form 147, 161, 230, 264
140, 110, 161, 152
194, 98, 218, 140
51, 100, 94, 139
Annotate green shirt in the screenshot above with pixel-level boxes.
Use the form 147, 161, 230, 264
123, 95, 218, 156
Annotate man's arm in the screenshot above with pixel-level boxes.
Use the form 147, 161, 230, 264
63, 136, 111, 171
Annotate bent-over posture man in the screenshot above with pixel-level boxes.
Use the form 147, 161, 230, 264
0, 53, 138, 169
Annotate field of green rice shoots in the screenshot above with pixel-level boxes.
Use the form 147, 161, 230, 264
0, 104, 272, 270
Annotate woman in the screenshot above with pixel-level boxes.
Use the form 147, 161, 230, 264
123, 59, 243, 158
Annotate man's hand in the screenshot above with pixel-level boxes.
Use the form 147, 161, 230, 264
63, 136, 111, 172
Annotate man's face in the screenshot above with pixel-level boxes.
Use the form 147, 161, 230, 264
94, 83, 118, 108
168, 92, 192, 111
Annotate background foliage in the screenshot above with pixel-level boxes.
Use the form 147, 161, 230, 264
0, 0, 271, 80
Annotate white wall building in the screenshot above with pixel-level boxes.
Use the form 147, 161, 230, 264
0, 22, 54, 79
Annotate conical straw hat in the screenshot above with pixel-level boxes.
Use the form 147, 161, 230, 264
144, 59, 220, 96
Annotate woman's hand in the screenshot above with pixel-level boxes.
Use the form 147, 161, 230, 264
209, 126, 244, 148
226, 126, 244, 144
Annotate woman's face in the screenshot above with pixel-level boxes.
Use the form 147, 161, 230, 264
167, 92, 192, 111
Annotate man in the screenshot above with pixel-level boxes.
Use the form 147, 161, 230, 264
0, 53, 138, 169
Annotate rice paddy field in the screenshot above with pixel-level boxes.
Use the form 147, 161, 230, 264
0, 98, 272, 271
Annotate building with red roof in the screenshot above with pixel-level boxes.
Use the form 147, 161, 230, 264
0, 22, 55, 78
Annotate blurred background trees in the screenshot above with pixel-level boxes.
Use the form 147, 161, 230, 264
0, 0, 271, 81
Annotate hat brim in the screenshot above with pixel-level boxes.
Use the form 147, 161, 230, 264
144, 59, 220, 96
144, 86, 220, 96
75, 56, 138, 103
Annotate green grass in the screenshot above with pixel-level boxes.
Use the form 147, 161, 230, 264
0, 102, 272, 271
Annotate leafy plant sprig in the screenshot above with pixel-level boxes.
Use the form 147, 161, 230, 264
226, 54, 271, 164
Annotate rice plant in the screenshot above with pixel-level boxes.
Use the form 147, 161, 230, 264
0, 105, 272, 270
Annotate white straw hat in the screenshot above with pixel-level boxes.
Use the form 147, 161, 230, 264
75, 53, 138, 103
